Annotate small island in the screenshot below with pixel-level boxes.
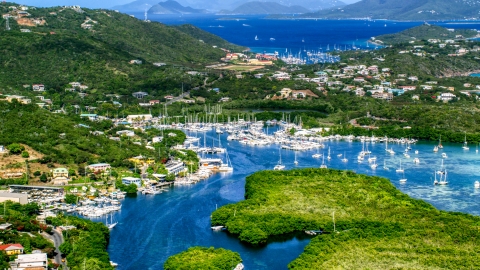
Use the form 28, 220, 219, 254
164, 247, 243, 270
373, 25, 479, 45
212, 169, 480, 268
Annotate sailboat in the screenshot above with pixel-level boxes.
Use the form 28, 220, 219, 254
294, 151, 299, 165
385, 138, 395, 154
462, 132, 469, 150
438, 135, 443, 149
320, 154, 327, 169
274, 148, 285, 170
399, 171, 407, 183
475, 181, 480, 188
395, 160, 404, 173
312, 148, 321, 158
327, 147, 331, 160
370, 159, 378, 169
383, 160, 389, 170
341, 152, 348, 162
106, 213, 117, 230
255, 35, 259, 41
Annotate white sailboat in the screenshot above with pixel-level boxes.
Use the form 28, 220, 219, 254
399, 171, 407, 183
294, 151, 299, 165
383, 160, 389, 170
255, 35, 259, 41
106, 213, 118, 230
327, 147, 331, 160
370, 159, 378, 169
438, 135, 443, 149
312, 147, 321, 158
395, 160, 404, 173
341, 152, 348, 163
413, 157, 420, 164
442, 153, 447, 159
475, 181, 480, 188
462, 132, 469, 150
320, 154, 327, 169
274, 148, 285, 170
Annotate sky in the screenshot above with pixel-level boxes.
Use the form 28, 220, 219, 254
13, 0, 361, 9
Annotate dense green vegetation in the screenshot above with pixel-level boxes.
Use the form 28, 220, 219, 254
164, 246, 242, 270
47, 215, 113, 270
212, 169, 480, 268
375, 25, 478, 45
0, 3, 241, 103
0, 101, 151, 166
0, 202, 54, 268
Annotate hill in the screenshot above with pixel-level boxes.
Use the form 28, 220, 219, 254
220, 1, 309, 14
0, 3, 241, 95
375, 25, 479, 44
148, 0, 208, 14
212, 169, 480, 268
114, 0, 345, 12
303, 0, 480, 20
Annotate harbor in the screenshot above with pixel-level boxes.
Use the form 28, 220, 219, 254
105, 124, 480, 269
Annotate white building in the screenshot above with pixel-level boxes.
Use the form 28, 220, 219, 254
11, 253, 48, 270
438, 93, 456, 102
122, 177, 142, 187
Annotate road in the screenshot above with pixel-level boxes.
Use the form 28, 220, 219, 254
43, 229, 65, 266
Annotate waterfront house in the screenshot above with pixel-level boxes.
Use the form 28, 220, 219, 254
126, 114, 153, 122
122, 177, 142, 187
165, 160, 185, 175
0, 243, 24, 255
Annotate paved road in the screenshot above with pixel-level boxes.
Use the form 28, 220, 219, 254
44, 229, 65, 266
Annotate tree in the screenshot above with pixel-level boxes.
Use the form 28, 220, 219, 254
21, 151, 29, 158
125, 183, 138, 194
165, 173, 176, 182
33, 171, 41, 177
65, 194, 78, 204
40, 173, 48, 183
7, 143, 25, 155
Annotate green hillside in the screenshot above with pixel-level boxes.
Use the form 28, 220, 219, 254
375, 25, 479, 44
212, 169, 480, 269
0, 3, 241, 94
303, 0, 480, 20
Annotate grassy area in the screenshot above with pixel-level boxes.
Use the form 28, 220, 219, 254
212, 169, 480, 269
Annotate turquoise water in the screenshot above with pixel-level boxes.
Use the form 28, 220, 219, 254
104, 129, 480, 269
471, 73, 480, 77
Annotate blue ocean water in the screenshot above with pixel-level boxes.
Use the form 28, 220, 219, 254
105, 129, 480, 269
471, 73, 480, 77
136, 14, 480, 55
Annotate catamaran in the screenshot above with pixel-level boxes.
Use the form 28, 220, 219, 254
434, 159, 448, 185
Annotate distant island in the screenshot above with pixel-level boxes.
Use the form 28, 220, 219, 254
298, 0, 480, 20
148, 0, 208, 14
219, 1, 309, 15
373, 25, 480, 45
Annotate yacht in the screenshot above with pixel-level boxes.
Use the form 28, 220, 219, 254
433, 145, 439, 152
475, 181, 480, 189
442, 153, 447, 159
413, 158, 420, 164
255, 35, 259, 41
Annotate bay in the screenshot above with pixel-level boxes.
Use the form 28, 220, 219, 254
104, 128, 480, 269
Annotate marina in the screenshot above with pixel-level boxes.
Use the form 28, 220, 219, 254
105, 123, 480, 269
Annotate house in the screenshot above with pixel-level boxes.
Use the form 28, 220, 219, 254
164, 95, 174, 100
353, 77, 365, 83
80, 114, 98, 121
219, 97, 230, 102
399, 86, 417, 91
412, 95, 420, 100
52, 168, 68, 178
153, 62, 166, 67
165, 160, 185, 175
438, 93, 456, 102
129, 60, 142, 64
355, 88, 365, 96
87, 163, 111, 172
11, 253, 48, 270
132, 92, 148, 99
122, 177, 142, 187
20, 29, 31, 33
116, 130, 135, 137
180, 99, 195, 104
32, 84, 45, 91
0, 244, 24, 255
149, 100, 160, 105
152, 136, 163, 143
254, 74, 264, 79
